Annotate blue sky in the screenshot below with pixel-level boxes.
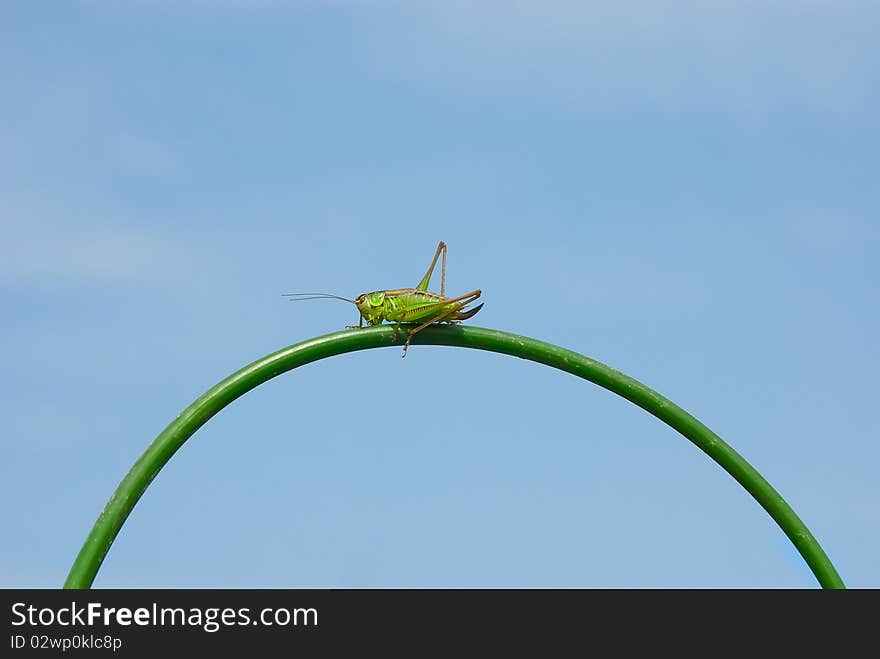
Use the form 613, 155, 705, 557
2, 2, 878, 588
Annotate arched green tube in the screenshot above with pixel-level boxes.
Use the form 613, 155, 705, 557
63, 325, 845, 589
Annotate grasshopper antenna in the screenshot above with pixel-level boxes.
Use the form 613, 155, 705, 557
282, 293, 356, 304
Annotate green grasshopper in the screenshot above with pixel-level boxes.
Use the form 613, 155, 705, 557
284, 241, 483, 357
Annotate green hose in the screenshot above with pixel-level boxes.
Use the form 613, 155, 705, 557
64, 325, 844, 589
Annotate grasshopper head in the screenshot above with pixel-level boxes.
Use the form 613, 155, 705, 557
355, 291, 386, 325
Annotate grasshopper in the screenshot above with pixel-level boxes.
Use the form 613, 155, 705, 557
284, 241, 483, 357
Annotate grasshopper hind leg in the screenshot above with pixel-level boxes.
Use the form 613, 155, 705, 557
416, 241, 447, 295
400, 292, 482, 358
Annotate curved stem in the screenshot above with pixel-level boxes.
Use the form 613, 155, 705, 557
63, 325, 845, 589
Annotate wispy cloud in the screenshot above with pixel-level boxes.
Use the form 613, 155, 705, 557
377, 2, 880, 119
0, 207, 175, 282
